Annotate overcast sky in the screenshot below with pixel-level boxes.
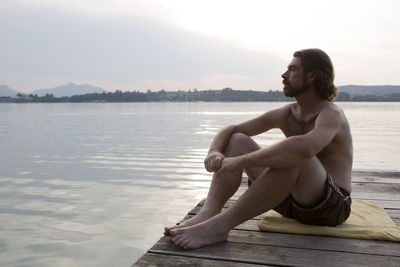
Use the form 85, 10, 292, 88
1, 0, 399, 93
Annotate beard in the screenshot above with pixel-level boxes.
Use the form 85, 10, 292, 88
283, 78, 309, 97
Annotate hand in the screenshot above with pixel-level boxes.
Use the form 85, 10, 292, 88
216, 157, 242, 175
204, 152, 225, 172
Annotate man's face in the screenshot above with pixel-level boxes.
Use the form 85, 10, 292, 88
281, 57, 308, 97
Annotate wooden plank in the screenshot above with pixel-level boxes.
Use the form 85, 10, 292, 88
234, 220, 400, 250
352, 171, 400, 179
134, 172, 400, 266
178, 214, 400, 256
352, 182, 400, 193
132, 252, 268, 267
387, 209, 400, 219
352, 177, 400, 184
351, 192, 400, 201
227, 229, 400, 257
150, 236, 400, 267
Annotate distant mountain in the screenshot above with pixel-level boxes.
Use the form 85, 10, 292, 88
31, 83, 107, 97
0, 85, 20, 97
339, 85, 400, 95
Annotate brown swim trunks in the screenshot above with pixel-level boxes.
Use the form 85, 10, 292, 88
273, 173, 352, 226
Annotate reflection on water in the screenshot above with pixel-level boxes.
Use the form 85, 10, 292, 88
0, 102, 399, 266
339, 102, 400, 171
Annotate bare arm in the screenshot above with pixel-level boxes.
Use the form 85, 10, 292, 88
218, 108, 342, 172
204, 125, 235, 172
204, 106, 289, 172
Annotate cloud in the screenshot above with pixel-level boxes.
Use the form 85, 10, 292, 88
0, 5, 285, 92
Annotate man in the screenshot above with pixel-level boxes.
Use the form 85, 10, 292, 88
165, 48, 353, 249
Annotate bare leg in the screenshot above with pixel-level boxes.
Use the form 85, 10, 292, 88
170, 157, 327, 249
165, 133, 264, 236
170, 167, 298, 248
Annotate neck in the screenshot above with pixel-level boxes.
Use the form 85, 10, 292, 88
295, 88, 325, 115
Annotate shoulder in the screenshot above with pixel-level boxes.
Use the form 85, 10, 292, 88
255, 103, 293, 129
259, 103, 293, 118
317, 102, 347, 127
278, 102, 296, 115
318, 102, 343, 116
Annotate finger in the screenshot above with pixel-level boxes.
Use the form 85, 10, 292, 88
204, 159, 212, 172
214, 159, 222, 171
212, 159, 219, 170
204, 161, 210, 172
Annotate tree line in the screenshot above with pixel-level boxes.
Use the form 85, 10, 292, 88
1, 88, 400, 103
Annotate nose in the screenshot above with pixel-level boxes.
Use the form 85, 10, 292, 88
281, 70, 288, 79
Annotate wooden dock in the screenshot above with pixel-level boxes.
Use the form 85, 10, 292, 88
133, 171, 400, 267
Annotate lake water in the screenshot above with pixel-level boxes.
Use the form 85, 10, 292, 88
0, 102, 399, 266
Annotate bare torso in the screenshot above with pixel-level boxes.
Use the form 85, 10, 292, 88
280, 102, 353, 192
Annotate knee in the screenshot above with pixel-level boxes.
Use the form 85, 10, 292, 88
226, 133, 252, 152
223, 133, 258, 157
229, 133, 251, 146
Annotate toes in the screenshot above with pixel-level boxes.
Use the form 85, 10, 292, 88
172, 234, 186, 246
164, 227, 170, 236
165, 225, 180, 236
170, 228, 183, 237
181, 239, 191, 249
171, 235, 179, 243
183, 240, 196, 250
171, 233, 182, 243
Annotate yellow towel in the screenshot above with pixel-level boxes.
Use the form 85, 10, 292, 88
258, 199, 400, 242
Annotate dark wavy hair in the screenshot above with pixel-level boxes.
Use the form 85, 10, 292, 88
293, 49, 338, 102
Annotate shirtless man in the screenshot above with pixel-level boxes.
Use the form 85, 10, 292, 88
165, 48, 353, 249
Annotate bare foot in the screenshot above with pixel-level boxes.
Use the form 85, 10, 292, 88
169, 217, 229, 249
164, 208, 217, 236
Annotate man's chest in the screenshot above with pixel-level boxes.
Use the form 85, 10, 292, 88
283, 113, 317, 136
